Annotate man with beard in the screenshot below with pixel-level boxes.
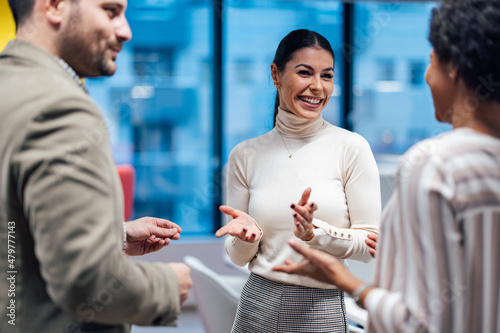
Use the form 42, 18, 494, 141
0, 0, 192, 332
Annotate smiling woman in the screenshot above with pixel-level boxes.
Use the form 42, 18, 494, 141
216, 29, 381, 333
271, 47, 334, 120
270, 30, 335, 124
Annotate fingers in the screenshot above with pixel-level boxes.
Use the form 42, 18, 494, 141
154, 219, 182, 233
365, 238, 376, 250
291, 188, 318, 223
292, 204, 314, 241
291, 203, 309, 219
308, 201, 318, 213
272, 259, 299, 274
297, 187, 312, 206
219, 205, 240, 218
237, 227, 247, 240
216, 224, 246, 239
149, 225, 179, 238
235, 227, 258, 242
365, 233, 377, 249
215, 224, 230, 237
216, 223, 258, 242
245, 231, 258, 242
287, 239, 319, 262
366, 234, 377, 258
294, 218, 305, 233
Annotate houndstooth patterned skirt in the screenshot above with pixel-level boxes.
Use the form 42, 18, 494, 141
231, 273, 349, 333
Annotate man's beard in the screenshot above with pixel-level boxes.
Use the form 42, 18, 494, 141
57, 8, 117, 77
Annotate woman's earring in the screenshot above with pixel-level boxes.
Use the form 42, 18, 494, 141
448, 72, 454, 79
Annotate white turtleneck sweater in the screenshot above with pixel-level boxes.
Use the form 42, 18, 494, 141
224, 108, 381, 289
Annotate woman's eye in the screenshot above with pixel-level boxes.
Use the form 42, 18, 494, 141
298, 70, 310, 76
322, 74, 334, 79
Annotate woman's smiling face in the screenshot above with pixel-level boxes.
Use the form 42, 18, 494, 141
272, 46, 334, 119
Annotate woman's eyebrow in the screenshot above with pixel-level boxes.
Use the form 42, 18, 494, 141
294, 64, 334, 72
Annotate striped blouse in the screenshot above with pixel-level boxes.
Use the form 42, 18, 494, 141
365, 128, 500, 333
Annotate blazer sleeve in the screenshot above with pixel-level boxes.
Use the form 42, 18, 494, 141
13, 98, 180, 326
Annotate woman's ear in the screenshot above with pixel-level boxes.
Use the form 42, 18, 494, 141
448, 67, 458, 82
271, 63, 280, 89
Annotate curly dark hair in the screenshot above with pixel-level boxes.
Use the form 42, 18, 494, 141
429, 0, 500, 103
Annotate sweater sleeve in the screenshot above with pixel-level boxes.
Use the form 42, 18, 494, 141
306, 133, 381, 263
15, 102, 180, 326
224, 143, 260, 266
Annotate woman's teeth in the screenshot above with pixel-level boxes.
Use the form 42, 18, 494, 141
300, 97, 321, 105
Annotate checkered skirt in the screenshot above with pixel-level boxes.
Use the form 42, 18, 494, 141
231, 273, 349, 333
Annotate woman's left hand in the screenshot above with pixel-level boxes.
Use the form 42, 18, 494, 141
366, 233, 378, 258
292, 188, 318, 241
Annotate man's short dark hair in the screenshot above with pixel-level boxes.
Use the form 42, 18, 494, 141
8, 0, 36, 27
429, 0, 500, 103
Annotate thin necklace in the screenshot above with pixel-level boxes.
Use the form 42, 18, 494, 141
277, 121, 325, 158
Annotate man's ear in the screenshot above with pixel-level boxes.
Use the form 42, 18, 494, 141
271, 63, 281, 89
43, 0, 68, 25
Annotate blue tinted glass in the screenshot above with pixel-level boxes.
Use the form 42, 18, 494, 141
351, 2, 450, 154
87, 0, 214, 234
224, 0, 344, 159
84, 1, 445, 235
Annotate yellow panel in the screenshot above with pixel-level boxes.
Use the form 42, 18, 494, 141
0, 0, 16, 51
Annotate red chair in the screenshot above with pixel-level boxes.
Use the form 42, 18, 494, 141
116, 164, 135, 221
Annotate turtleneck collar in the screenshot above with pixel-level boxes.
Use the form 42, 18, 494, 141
275, 107, 325, 138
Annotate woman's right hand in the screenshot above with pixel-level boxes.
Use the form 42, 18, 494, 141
215, 205, 262, 243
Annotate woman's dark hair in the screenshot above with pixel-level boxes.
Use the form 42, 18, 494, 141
429, 0, 500, 103
272, 29, 335, 124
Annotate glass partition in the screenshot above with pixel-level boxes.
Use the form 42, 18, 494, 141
87, 0, 214, 234
85, 1, 444, 234
351, 2, 449, 154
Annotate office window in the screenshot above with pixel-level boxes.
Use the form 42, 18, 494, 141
377, 59, 395, 81
351, 2, 450, 154
87, 0, 214, 234
83, 1, 450, 235
409, 60, 426, 86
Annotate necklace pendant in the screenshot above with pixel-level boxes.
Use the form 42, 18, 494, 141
289, 155, 292, 158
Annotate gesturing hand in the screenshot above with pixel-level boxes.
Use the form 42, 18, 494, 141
272, 239, 352, 290
125, 217, 182, 256
215, 205, 261, 243
292, 188, 318, 241
167, 263, 193, 306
